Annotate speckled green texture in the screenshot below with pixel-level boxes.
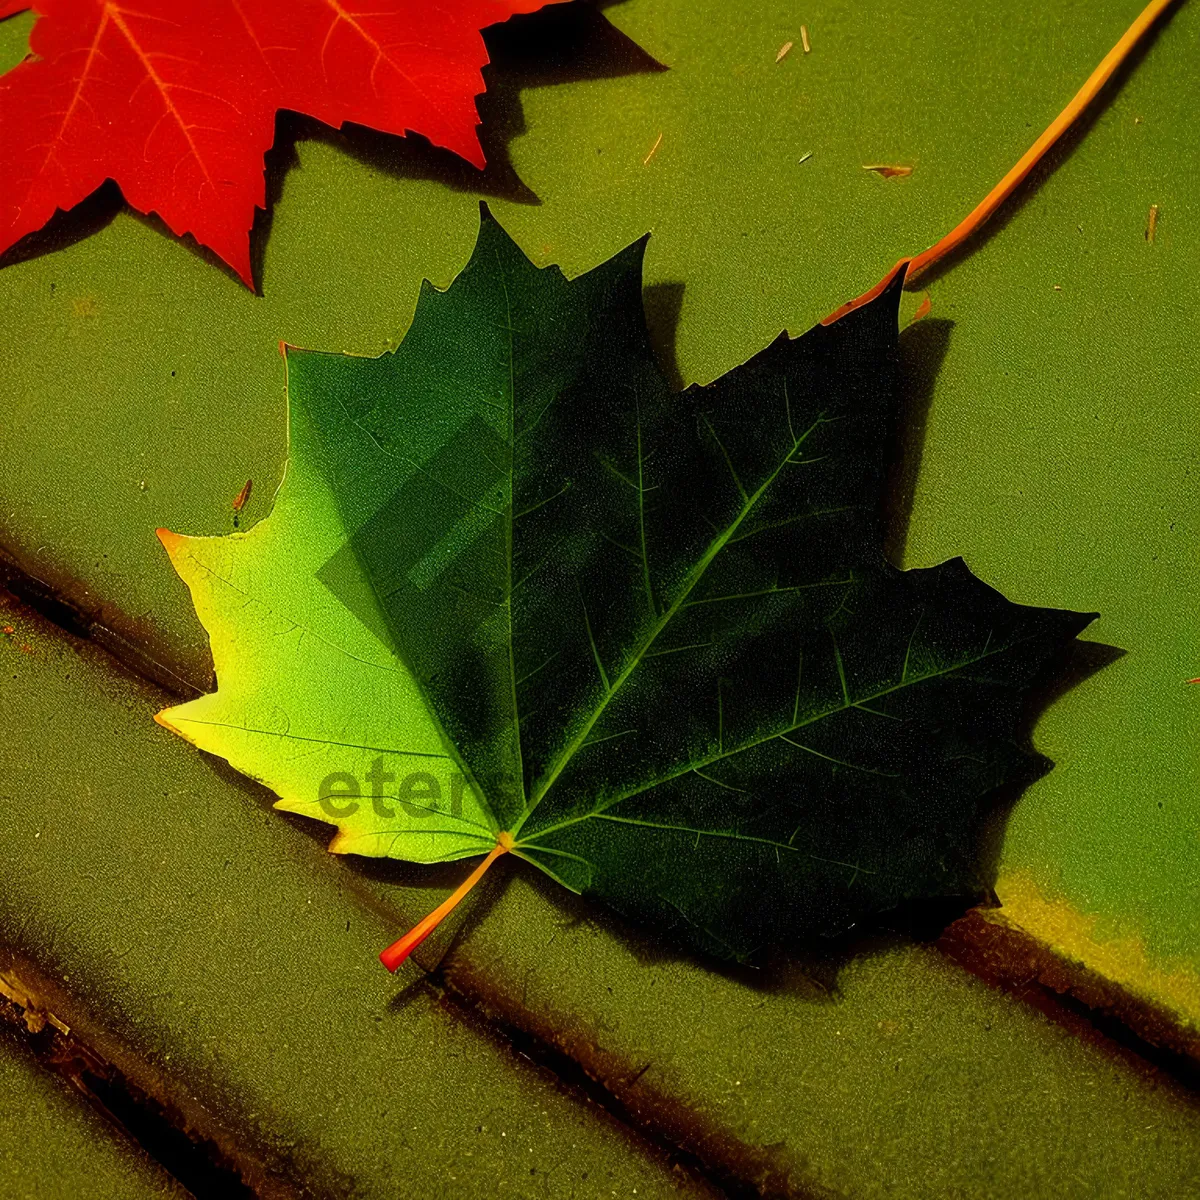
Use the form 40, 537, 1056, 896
0, 1021, 185, 1200
449, 875, 1200, 1199
0, 595, 711, 1200
4, 594, 1200, 1199
0, 0, 1196, 1062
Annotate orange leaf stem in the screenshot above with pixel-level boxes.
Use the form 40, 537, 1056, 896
823, 0, 1177, 325
379, 833, 513, 973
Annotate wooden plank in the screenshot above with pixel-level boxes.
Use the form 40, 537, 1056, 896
0, 1020, 186, 1200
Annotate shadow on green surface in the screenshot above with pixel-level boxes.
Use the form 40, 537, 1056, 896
0, 179, 124, 276
643, 282, 687, 392
969, 635, 1126, 887
883, 317, 952, 567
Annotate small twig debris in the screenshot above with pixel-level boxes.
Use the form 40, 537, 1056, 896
643, 132, 663, 166
862, 164, 913, 179
801, 25, 811, 53
233, 478, 253, 514
776, 41, 793, 62
232, 478, 253, 528
1145, 203, 1159, 242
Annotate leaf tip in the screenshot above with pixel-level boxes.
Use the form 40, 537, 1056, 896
152, 707, 181, 736
156, 527, 185, 557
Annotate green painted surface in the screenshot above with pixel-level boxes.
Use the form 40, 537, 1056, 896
4, 593, 1200, 1199
0, 594, 711, 1200
0, 0, 1195, 1021
0, 1021, 185, 1200
451, 873, 1200, 1200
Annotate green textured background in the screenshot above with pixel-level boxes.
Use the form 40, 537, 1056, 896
0, 1021, 185, 1200
0, 0, 1196, 1022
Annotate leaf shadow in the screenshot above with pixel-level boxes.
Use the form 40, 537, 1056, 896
881, 316, 953, 567
908, 0, 1187, 291
642, 281, 687, 392
0, 180, 124, 274
0, 0, 665, 290
383, 973, 430, 1014
969, 636, 1126, 897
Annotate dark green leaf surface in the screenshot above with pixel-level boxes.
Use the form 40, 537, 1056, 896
275, 206, 1094, 959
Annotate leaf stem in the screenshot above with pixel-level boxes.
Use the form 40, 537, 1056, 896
379, 832, 514, 972
823, 0, 1178, 325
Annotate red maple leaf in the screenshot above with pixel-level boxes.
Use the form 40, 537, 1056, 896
0, 0, 566, 285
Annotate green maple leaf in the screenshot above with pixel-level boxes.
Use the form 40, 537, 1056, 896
158, 205, 1094, 964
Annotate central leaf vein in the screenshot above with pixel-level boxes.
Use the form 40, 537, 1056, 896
497, 250, 527, 814
510, 412, 831, 835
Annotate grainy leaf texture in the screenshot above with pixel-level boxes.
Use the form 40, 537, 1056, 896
160, 207, 1093, 959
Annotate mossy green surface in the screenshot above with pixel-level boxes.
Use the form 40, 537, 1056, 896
0, 0, 1196, 1036
451, 874, 1200, 1199
0, 1020, 185, 1200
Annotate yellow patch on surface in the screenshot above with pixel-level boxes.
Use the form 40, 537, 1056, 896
995, 870, 1200, 1039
